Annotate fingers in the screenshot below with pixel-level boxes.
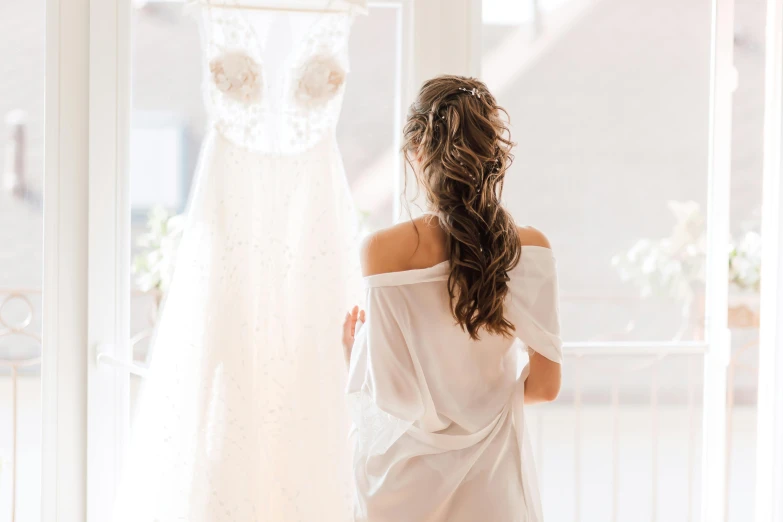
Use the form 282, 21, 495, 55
350, 305, 359, 336
342, 311, 353, 348
342, 306, 366, 349
342, 306, 367, 367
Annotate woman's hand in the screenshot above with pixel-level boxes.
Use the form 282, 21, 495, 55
342, 305, 365, 366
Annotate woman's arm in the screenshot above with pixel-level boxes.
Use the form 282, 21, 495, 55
516, 226, 562, 404
524, 351, 562, 404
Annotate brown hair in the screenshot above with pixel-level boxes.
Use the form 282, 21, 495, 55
403, 75, 521, 340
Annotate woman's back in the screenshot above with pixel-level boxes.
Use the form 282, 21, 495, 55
346, 213, 562, 522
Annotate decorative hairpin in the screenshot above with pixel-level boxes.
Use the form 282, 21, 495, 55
458, 87, 482, 99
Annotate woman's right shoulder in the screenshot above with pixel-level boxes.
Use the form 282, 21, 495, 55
360, 215, 444, 277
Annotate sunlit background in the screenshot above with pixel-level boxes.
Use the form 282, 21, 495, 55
0, 0, 767, 520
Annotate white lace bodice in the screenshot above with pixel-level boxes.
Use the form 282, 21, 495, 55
201, 2, 365, 154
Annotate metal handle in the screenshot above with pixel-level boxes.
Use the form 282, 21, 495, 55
96, 343, 149, 378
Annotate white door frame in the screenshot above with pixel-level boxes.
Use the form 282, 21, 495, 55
86, 0, 133, 520
755, 0, 783, 520
41, 0, 91, 520
701, 0, 735, 521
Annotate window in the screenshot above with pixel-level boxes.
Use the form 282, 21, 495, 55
16, 0, 765, 520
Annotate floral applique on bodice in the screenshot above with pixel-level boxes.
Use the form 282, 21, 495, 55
201, 3, 363, 155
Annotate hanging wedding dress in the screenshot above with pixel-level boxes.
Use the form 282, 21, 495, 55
113, 2, 366, 520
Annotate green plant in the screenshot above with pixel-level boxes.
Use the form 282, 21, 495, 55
131, 206, 185, 293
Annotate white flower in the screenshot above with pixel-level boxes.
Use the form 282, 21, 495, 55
739, 231, 762, 257
668, 200, 705, 251
729, 230, 762, 291
614, 200, 763, 301
294, 55, 346, 109
626, 238, 651, 262
210, 51, 262, 104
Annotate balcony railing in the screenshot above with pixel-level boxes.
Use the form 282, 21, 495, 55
0, 288, 761, 522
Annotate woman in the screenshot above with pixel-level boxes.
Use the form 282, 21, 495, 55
342, 75, 563, 522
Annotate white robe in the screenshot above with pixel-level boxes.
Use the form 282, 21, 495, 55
346, 246, 563, 522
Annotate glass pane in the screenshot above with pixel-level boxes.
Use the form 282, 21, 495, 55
340, 4, 401, 231
482, 0, 712, 343
129, 3, 205, 395
0, 2, 45, 520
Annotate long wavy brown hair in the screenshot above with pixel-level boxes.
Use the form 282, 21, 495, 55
403, 75, 521, 340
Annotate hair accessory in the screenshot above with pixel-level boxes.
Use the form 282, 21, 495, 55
430, 109, 446, 120
458, 87, 482, 99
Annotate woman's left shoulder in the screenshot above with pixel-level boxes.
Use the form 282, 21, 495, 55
516, 225, 552, 250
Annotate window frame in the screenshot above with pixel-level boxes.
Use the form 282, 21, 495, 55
42, 0, 91, 520
754, 0, 783, 518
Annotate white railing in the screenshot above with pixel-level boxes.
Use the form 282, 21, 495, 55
529, 295, 759, 522
539, 347, 704, 522
0, 289, 42, 522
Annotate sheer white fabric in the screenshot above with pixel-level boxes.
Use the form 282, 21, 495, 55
112, 5, 364, 522
346, 247, 563, 522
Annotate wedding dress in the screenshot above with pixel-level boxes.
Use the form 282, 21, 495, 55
113, 2, 366, 520
347, 243, 563, 522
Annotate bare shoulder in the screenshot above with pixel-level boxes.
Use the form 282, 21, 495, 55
360, 215, 446, 277
517, 225, 552, 250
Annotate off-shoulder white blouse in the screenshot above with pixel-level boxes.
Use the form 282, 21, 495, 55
346, 246, 562, 522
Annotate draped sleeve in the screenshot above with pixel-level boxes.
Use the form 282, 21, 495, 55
345, 287, 424, 422
507, 247, 563, 364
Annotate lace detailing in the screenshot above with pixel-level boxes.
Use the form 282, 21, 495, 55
202, 8, 354, 154
283, 17, 351, 152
